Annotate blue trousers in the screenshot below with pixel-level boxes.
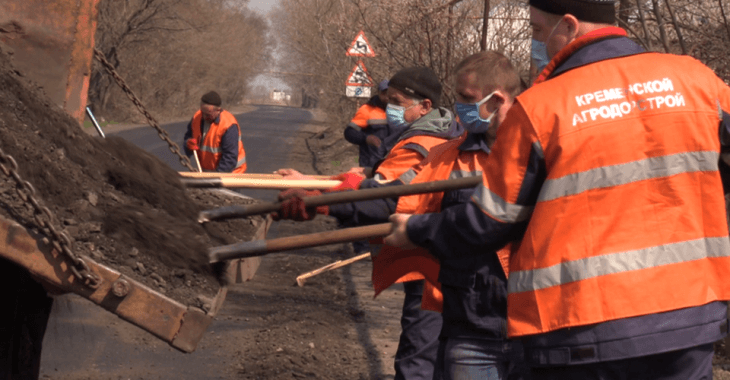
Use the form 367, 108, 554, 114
440, 337, 531, 380
529, 343, 713, 380
394, 280, 443, 380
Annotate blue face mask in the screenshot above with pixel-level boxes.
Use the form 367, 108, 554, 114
386, 103, 418, 129
531, 18, 563, 75
531, 39, 550, 74
455, 92, 496, 134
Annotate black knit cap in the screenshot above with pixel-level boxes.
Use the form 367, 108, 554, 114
529, 0, 616, 24
388, 67, 442, 108
201, 91, 222, 107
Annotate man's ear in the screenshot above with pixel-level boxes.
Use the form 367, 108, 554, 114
564, 14, 580, 38
420, 99, 433, 115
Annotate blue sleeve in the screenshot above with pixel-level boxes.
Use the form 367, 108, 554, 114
216, 125, 240, 172
183, 119, 194, 156
407, 143, 546, 260
344, 125, 367, 146
328, 178, 402, 226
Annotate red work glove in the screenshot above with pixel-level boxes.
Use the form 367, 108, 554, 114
272, 189, 329, 221
326, 172, 365, 193
186, 137, 200, 151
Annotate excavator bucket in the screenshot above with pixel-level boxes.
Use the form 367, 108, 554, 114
0, 0, 99, 126
0, 213, 269, 352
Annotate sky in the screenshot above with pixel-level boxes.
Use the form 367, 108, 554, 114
247, 0, 278, 15
245, 0, 291, 92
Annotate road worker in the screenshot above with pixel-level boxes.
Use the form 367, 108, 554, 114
343, 79, 398, 255
276, 66, 463, 380
183, 91, 247, 173
372, 51, 530, 380
385, 0, 730, 378
344, 79, 403, 170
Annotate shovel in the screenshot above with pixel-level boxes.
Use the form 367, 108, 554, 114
209, 223, 391, 263
198, 176, 481, 223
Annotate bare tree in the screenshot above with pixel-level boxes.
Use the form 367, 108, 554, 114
90, 0, 273, 121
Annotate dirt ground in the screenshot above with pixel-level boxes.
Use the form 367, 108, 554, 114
213, 108, 404, 380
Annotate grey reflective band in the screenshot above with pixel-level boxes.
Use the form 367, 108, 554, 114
533, 140, 545, 160
402, 143, 429, 158
449, 170, 481, 180
538, 151, 719, 202
235, 157, 247, 168
374, 173, 385, 182
508, 236, 730, 294
201, 145, 221, 154
367, 118, 387, 126
399, 169, 417, 184
471, 183, 533, 223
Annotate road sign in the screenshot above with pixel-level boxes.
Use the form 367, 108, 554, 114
346, 86, 371, 98
345, 60, 373, 86
346, 30, 376, 57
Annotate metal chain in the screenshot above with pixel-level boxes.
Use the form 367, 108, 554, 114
0, 148, 101, 288
93, 48, 196, 172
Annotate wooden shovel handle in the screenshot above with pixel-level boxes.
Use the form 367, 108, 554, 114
181, 177, 342, 190
295, 252, 371, 287
179, 172, 332, 180
209, 224, 391, 263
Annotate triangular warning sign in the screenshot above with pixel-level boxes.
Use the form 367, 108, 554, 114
346, 31, 376, 57
346, 60, 373, 86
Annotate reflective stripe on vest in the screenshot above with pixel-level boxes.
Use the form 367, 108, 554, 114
509, 237, 730, 294
375, 135, 452, 181
472, 184, 533, 223
538, 151, 719, 202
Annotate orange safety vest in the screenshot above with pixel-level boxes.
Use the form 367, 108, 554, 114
348, 103, 387, 129
372, 135, 511, 312
190, 110, 247, 173
374, 135, 453, 181
480, 29, 730, 337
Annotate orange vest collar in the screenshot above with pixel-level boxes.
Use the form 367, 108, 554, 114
534, 27, 627, 85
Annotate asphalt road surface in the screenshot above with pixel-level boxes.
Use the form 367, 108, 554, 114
109, 104, 313, 201
39, 104, 316, 379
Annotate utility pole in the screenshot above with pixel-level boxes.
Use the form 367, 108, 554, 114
480, 0, 491, 51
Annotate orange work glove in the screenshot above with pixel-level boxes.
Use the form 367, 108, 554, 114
186, 137, 200, 151
326, 172, 365, 192
272, 189, 328, 221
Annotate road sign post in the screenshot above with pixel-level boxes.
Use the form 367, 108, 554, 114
345, 31, 376, 98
